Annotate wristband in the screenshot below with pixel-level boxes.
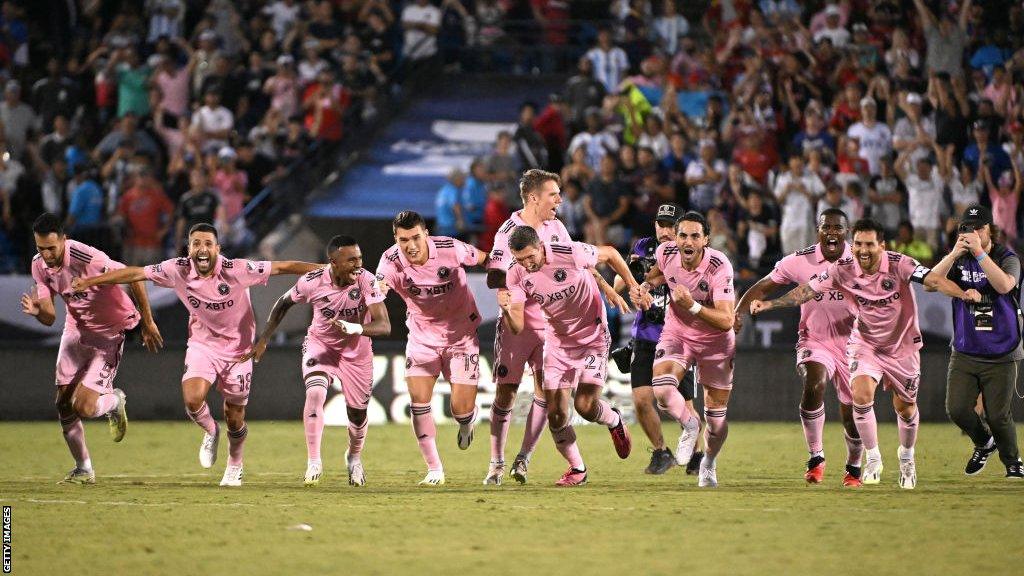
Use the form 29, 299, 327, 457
339, 320, 363, 335
975, 252, 987, 263
688, 302, 702, 315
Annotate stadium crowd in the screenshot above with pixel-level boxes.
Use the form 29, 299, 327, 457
437, 0, 1024, 281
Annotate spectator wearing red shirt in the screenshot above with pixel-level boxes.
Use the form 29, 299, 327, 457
732, 131, 778, 188
117, 165, 174, 265
533, 94, 568, 173
303, 69, 350, 142
530, 0, 569, 45
828, 83, 862, 135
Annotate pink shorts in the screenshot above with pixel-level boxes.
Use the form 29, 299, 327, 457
653, 337, 735, 390
847, 342, 921, 404
55, 330, 125, 394
302, 337, 374, 409
542, 333, 610, 390
493, 322, 544, 385
797, 341, 853, 405
405, 334, 480, 386
183, 346, 253, 406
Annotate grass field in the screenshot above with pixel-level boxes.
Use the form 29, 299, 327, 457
2, 420, 1022, 576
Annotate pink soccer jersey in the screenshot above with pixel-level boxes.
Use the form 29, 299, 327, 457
375, 236, 482, 345
769, 243, 855, 349
506, 241, 607, 348
290, 266, 385, 358
808, 251, 929, 355
144, 255, 271, 357
489, 212, 571, 331
655, 244, 736, 346
32, 239, 139, 338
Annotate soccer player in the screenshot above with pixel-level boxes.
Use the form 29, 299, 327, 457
239, 235, 391, 486
23, 213, 163, 484
485, 168, 626, 485
736, 208, 865, 486
498, 226, 638, 486
630, 211, 736, 488
72, 223, 318, 487
376, 211, 488, 486
750, 218, 981, 489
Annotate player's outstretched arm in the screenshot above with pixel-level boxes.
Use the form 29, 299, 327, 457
334, 301, 392, 337
72, 267, 148, 291
238, 291, 297, 363
269, 261, 321, 276
924, 273, 981, 302
591, 266, 631, 313
21, 288, 56, 327
749, 283, 819, 314
735, 275, 785, 332
497, 290, 525, 334
596, 245, 639, 292
127, 280, 164, 352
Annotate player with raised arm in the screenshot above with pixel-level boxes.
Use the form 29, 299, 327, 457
499, 226, 638, 486
72, 223, 318, 487
23, 213, 163, 484
375, 211, 488, 486
239, 235, 391, 486
485, 168, 627, 485
750, 218, 981, 489
629, 211, 736, 488
736, 209, 865, 486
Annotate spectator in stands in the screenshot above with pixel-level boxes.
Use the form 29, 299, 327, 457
93, 113, 161, 163
117, 165, 173, 265
892, 220, 934, 265
533, 94, 568, 173
513, 102, 548, 171
0, 81, 36, 161
37, 114, 73, 170
586, 27, 630, 94
563, 57, 606, 132
847, 98, 892, 176
914, 0, 970, 78
64, 164, 104, 235
583, 153, 630, 248
31, 58, 81, 132
685, 139, 725, 214
867, 155, 904, 238
303, 69, 348, 143
982, 161, 1022, 244
402, 0, 442, 63
484, 131, 521, 205
480, 182, 511, 252
653, 0, 690, 56
558, 178, 586, 241
435, 167, 465, 238
895, 151, 944, 248
112, 46, 152, 119
964, 120, 1012, 178
175, 169, 224, 252
775, 154, 825, 255
191, 88, 234, 151
568, 107, 619, 171
736, 192, 780, 277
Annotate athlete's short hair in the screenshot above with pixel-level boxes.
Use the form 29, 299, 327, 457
676, 210, 709, 236
327, 234, 358, 255
189, 222, 219, 240
32, 213, 64, 236
519, 169, 560, 205
852, 218, 885, 242
509, 225, 541, 252
393, 210, 426, 232
818, 208, 849, 225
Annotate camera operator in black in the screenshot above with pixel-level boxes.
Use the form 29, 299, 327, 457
931, 204, 1023, 478
612, 204, 703, 475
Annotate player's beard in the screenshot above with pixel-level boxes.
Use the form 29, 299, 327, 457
193, 252, 215, 274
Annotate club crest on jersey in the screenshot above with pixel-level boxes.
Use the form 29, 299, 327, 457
882, 279, 894, 291
524, 279, 534, 290
554, 269, 567, 282
306, 358, 317, 367
349, 288, 361, 300
405, 358, 413, 369
551, 235, 560, 242
655, 349, 666, 358
496, 364, 509, 378
849, 360, 858, 372
802, 349, 812, 359
438, 266, 450, 279
218, 283, 230, 295
698, 280, 709, 292
187, 295, 200, 308
376, 272, 385, 280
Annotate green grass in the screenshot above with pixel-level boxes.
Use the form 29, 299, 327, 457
2, 421, 1022, 576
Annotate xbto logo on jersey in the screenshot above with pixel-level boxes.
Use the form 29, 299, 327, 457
218, 283, 229, 295
882, 278, 895, 291
554, 269, 567, 282
437, 266, 450, 279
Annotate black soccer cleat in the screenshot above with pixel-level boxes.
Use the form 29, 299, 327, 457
644, 448, 675, 475
686, 450, 704, 475
965, 443, 998, 475
1006, 461, 1024, 479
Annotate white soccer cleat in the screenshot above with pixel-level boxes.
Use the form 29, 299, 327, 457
483, 460, 505, 485
418, 469, 446, 486
199, 424, 220, 469
303, 460, 323, 486
457, 422, 475, 450
346, 450, 365, 487
675, 418, 699, 466
862, 457, 883, 485
697, 459, 718, 488
898, 447, 916, 490
107, 389, 127, 442
219, 464, 243, 487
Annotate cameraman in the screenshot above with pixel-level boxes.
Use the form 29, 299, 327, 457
932, 204, 1023, 478
612, 204, 703, 475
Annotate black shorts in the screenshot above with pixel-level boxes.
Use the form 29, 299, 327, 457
630, 339, 697, 400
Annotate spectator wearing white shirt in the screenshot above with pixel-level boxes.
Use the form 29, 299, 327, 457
846, 97, 892, 176
653, 1, 689, 56
892, 92, 935, 166
812, 6, 850, 48
585, 28, 629, 94
401, 0, 442, 62
146, 0, 184, 43
684, 139, 726, 214
190, 89, 234, 151
568, 108, 619, 171
775, 155, 825, 254
895, 151, 944, 247
262, 0, 301, 41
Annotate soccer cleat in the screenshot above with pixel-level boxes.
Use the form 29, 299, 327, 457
303, 461, 322, 486
418, 470, 446, 486
58, 467, 95, 485
842, 464, 862, 487
457, 422, 475, 450
483, 460, 505, 485
346, 450, 365, 487
607, 407, 632, 459
644, 448, 675, 475
555, 467, 588, 487
675, 420, 699, 467
862, 454, 883, 485
107, 389, 127, 442
219, 464, 243, 487
898, 458, 917, 490
686, 451, 703, 475
1006, 461, 1024, 479
697, 460, 718, 488
199, 424, 220, 469
804, 455, 826, 484
509, 456, 529, 484
965, 443, 998, 475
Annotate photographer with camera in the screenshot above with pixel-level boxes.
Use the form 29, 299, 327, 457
612, 203, 703, 475
932, 204, 1023, 478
